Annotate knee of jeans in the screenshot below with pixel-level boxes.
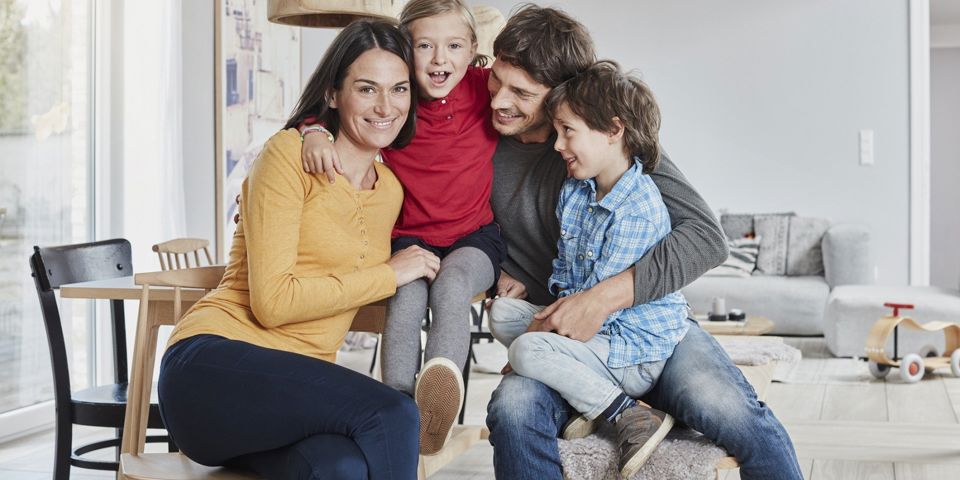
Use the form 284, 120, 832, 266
506, 333, 545, 375
488, 298, 511, 324
487, 303, 513, 343
370, 390, 419, 436
674, 368, 762, 437
487, 374, 558, 435
391, 393, 421, 433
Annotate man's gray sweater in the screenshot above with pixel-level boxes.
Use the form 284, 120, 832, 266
490, 133, 728, 307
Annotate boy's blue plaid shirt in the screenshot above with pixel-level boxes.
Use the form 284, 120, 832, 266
548, 161, 689, 368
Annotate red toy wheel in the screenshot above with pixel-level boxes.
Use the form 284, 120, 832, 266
900, 354, 925, 383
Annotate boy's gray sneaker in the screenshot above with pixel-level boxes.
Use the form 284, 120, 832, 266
561, 414, 599, 440
616, 404, 674, 478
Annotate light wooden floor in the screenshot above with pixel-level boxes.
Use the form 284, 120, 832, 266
3, 337, 960, 479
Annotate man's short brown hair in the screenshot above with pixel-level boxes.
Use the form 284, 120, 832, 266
493, 4, 595, 88
546, 60, 662, 173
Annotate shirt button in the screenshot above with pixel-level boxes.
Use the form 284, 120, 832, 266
561, 229, 566, 236
361, 230, 366, 235
441, 99, 447, 104
587, 250, 593, 257
578, 254, 584, 260
587, 207, 594, 213
360, 255, 365, 260
446, 115, 453, 120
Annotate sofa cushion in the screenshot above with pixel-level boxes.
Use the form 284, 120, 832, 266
704, 236, 761, 278
786, 216, 830, 276
754, 215, 790, 275
682, 275, 830, 335
720, 211, 794, 240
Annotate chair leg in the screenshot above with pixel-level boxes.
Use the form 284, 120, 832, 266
459, 343, 472, 425
52, 421, 71, 480
369, 336, 380, 375
115, 427, 122, 462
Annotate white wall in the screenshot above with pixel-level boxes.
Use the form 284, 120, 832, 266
182, 0, 216, 252
477, 0, 910, 285
184, 0, 915, 285
931, 47, 960, 289
302, 28, 341, 86
179, 9, 335, 259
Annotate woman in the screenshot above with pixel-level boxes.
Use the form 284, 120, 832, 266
158, 19, 440, 480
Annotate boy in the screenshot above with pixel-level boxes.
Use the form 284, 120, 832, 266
493, 60, 689, 478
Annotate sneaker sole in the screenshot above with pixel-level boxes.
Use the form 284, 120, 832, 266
619, 413, 674, 478
561, 415, 598, 440
415, 358, 464, 456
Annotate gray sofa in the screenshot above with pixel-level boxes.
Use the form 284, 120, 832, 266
682, 223, 872, 335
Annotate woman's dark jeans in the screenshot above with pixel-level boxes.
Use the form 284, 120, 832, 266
158, 335, 419, 480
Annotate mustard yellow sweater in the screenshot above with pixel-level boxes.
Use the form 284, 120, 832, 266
167, 129, 402, 362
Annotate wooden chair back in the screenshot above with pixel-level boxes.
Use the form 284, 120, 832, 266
152, 238, 214, 271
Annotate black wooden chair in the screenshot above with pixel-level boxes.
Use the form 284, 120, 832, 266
30, 239, 172, 479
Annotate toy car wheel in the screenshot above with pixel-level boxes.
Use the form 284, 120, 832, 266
918, 344, 940, 358
899, 353, 925, 383
868, 361, 890, 379
950, 350, 960, 377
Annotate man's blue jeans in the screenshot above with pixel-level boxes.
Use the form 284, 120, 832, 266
486, 315, 802, 479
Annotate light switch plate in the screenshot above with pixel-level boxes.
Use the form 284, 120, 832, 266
859, 129, 874, 166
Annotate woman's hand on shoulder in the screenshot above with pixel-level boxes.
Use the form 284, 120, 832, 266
387, 246, 441, 286
302, 128, 342, 183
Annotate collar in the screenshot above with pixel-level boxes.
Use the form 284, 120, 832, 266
576, 160, 643, 211
419, 72, 468, 111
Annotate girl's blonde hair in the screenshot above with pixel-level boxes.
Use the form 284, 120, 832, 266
399, 0, 488, 67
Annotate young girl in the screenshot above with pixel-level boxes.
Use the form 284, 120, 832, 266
494, 61, 688, 478
297, 0, 503, 456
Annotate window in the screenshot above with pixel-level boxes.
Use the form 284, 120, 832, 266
0, 0, 94, 429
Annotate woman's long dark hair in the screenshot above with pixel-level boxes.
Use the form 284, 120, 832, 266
284, 19, 418, 149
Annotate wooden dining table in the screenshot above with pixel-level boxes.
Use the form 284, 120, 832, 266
59, 273, 387, 335
61, 275, 207, 302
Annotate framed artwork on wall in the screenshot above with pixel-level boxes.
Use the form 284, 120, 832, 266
215, 0, 301, 260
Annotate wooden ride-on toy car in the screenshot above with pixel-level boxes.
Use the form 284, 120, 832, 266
865, 303, 960, 383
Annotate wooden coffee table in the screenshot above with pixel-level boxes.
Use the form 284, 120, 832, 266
696, 315, 774, 336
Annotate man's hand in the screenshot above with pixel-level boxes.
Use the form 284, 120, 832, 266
495, 271, 527, 299
500, 362, 513, 374
534, 289, 610, 342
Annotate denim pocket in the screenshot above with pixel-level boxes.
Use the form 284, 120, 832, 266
638, 359, 667, 384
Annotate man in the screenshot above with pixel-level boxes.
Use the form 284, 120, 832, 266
483, 5, 803, 479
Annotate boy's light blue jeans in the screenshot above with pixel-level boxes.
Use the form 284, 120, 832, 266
497, 298, 665, 419
486, 297, 803, 480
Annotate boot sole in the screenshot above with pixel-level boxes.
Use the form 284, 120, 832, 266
561, 414, 599, 440
620, 413, 674, 478
415, 358, 464, 456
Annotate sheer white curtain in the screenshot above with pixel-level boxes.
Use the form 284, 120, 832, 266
122, 0, 185, 272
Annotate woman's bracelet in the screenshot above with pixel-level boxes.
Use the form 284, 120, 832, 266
300, 125, 334, 143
